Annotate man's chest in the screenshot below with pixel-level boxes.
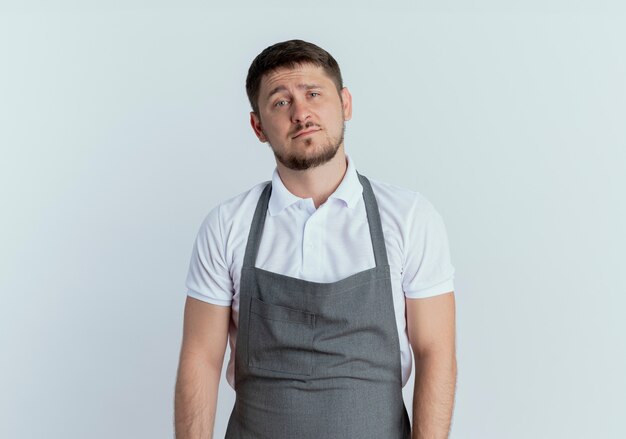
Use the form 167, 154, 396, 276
226, 197, 406, 294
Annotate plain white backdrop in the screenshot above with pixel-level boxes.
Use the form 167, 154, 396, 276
1, 1, 624, 438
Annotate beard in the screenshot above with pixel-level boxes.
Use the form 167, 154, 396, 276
269, 122, 346, 171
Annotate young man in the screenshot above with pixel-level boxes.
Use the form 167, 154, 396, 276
175, 39, 457, 439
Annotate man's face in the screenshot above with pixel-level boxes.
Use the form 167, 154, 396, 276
250, 63, 352, 171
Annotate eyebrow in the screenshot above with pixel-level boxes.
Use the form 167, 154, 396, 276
266, 83, 323, 100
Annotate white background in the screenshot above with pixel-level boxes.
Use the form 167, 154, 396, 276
1, 1, 624, 438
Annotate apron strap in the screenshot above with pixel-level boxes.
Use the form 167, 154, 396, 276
242, 172, 390, 269
242, 181, 272, 269
357, 172, 390, 268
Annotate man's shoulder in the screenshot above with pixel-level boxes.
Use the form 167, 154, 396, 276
200, 180, 270, 230
366, 176, 435, 217
218, 180, 269, 212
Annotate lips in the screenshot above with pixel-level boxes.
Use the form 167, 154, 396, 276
292, 128, 320, 139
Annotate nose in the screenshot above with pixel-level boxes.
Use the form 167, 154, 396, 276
290, 96, 311, 124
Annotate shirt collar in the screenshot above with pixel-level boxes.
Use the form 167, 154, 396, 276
268, 153, 364, 216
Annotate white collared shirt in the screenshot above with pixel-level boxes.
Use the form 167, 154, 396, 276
185, 153, 455, 389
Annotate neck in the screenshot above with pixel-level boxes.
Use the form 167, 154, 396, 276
275, 146, 348, 209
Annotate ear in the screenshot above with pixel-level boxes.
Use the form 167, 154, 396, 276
250, 112, 267, 143
340, 87, 352, 121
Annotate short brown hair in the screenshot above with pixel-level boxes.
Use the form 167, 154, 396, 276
245, 39, 344, 115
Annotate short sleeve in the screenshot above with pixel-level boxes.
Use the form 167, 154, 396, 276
185, 204, 234, 306
402, 195, 456, 299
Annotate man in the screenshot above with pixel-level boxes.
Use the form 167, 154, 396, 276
174, 39, 457, 439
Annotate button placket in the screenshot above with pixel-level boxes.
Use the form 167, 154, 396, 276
302, 204, 323, 277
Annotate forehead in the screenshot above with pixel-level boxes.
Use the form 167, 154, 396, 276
260, 63, 334, 98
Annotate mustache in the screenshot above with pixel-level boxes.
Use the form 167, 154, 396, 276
292, 122, 320, 136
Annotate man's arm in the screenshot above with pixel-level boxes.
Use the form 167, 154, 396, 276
406, 291, 457, 439
174, 296, 231, 439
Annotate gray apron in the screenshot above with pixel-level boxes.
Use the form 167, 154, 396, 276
225, 173, 411, 439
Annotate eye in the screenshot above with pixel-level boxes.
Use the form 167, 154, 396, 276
274, 99, 289, 107
310, 92, 320, 97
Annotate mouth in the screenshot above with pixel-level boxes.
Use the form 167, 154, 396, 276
292, 129, 321, 139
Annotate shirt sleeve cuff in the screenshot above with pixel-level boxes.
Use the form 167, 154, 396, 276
186, 289, 233, 307
404, 279, 455, 299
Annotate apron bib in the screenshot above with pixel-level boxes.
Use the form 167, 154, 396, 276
225, 173, 411, 439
